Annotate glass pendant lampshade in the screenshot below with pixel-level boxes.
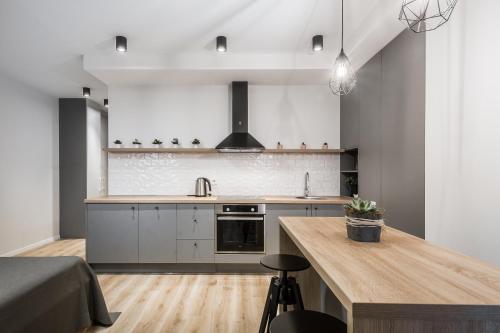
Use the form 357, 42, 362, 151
329, 0, 356, 96
399, 0, 458, 33
329, 49, 356, 95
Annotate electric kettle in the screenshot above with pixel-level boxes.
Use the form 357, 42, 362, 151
195, 177, 212, 197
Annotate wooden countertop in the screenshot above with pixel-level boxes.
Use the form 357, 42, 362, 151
84, 195, 352, 205
279, 217, 500, 315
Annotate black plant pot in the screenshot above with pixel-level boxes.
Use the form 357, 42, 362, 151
346, 224, 381, 242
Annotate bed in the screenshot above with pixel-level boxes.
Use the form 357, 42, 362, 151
0, 256, 118, 333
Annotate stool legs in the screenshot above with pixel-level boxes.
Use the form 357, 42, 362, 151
259, 275, 305, 333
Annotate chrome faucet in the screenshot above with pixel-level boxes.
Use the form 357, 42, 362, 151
304, 172, 311, 197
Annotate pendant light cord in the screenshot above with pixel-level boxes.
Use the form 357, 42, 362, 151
341, 0, 344, 49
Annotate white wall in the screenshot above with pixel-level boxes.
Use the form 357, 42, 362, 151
108, 85, 340, 149
87, 107, 107, 197
426, 0, 500, 266
0, 74, 59, 255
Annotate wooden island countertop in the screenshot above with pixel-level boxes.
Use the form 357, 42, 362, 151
279, 216, 500, 333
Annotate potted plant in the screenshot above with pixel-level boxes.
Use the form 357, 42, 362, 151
191, 138, 201, 148
113, 139, 123, 148
152, 138, 163, 148
345, 176, 358, 196
344, 197, 384, 242
171, 138, 179, 148
132, 139, 142, 148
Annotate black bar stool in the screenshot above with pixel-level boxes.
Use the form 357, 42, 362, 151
270, 310, 347, 333
259, 254, 311, 333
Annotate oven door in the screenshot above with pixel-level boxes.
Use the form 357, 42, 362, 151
216, 215, 265, 253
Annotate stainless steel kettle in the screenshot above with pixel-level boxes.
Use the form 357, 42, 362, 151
195, 177, 212, 197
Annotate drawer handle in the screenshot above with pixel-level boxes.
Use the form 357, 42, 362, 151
194, 242, 198, 247
131, 206, 135, 219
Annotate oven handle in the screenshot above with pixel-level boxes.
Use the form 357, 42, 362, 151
217, 216, 264, 221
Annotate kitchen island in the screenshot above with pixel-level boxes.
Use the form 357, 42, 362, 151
279, 216, 500, 333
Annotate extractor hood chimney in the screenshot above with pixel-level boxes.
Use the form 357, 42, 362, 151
215, 81, 265, 152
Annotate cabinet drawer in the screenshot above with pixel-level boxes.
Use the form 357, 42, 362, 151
177, 240, 214, 263
177, 204, 214, 239
312, 205, 344, 217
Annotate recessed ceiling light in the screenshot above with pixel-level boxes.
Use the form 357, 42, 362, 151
313, 35, 323, 52
104, 99, 109, 108
116, 36, 127, 52
216, 36, 227, 53
83, 87, 91, 98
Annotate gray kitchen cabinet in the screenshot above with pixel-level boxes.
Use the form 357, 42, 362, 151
86, 204, 139, 263
266, 204, 310, 255
177, 204, 215, 239
176, 240, 214, 263
139, 204, 177, 263
312, 205, 344, 217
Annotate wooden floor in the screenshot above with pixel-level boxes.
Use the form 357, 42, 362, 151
19, 239, 272, 333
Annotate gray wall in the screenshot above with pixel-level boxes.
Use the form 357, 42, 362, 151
341, 29, 425, 238
59, 99, 107, 238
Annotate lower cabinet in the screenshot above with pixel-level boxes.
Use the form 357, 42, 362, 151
87, 204, 139, 263
139, 204, 177, 263
312, 205, 344, 217
177, 240, 214, 263
266, 205, 310, 255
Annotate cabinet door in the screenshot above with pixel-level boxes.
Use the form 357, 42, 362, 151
266, 204, 310, 255
312, 205, 344, 217
177, 204, 214, 239
177, 240, 214, 263
86, 204, 138, 263
139, 204, 177, 263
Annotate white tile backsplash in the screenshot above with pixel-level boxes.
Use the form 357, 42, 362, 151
108, 153, 340, 196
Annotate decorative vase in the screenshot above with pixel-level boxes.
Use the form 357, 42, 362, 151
192, 144, 200, 148
153, 144, 162, 149
114, 143, 122, 148
133, 144, 141, 148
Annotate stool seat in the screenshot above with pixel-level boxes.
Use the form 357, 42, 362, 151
260, 254, 310, 272
270, 310, 347, 333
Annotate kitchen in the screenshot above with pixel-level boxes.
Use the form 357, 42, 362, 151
1, 1, 500, 333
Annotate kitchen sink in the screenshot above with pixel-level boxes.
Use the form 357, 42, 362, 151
295, 196, 329, 200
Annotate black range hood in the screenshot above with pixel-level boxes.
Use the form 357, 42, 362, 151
216, 81, 265, 153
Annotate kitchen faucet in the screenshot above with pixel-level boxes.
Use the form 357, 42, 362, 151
304, 172, 311, 197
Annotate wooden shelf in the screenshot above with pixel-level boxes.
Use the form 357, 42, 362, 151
103, 148, 345, 154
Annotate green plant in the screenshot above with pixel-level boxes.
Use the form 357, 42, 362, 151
344, 197, 383, 220
132, 139, 141, 145
113, 139, 122, 144
152, 138, 163, 145
192, 138, 200, 145
171, 138, 179, 144
345, 176, 357, 186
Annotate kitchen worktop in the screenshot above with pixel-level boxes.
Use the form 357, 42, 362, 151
279, 216, 500, 332
84, 195, 352, 205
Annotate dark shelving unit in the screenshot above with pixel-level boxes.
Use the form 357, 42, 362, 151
340, 148, 358, 197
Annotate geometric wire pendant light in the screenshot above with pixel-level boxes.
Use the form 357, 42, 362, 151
329, 0, 357, 96
399, 0, 458, 33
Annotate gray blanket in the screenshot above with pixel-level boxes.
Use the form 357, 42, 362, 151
0, 256, 118, 333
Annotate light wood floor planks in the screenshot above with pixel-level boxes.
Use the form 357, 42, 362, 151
18, 239, 272, 333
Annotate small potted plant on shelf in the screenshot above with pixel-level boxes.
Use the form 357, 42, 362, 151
152, 138, 163, 148
277, 141, 283, 149
171, 138, 179, 148
132, 139, 142, 148
113, 139, 123, 148
345, 176, 358, 196
300, 142, 307, 149
191, 138, 201, 148
322, 142, 329, 149
344, 197, 384, 242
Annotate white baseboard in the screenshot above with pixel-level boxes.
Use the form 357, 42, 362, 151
0, 235, 60, 257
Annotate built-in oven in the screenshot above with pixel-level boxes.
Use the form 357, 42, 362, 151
216, 204, 266, 254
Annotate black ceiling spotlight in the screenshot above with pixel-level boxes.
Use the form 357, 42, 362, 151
104, 99, 109, 108
83, 87, 91, 98
312, 35, 323, 52
216, 36, 227, 52
115, 36, 127, 52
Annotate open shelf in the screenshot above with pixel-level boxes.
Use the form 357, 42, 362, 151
103, 148, 345, 154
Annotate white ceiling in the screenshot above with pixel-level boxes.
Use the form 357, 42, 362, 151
0, 0, 405, 105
